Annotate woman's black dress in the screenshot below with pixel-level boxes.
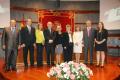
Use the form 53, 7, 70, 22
95, 29, 108, 51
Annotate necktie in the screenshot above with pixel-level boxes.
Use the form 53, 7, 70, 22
12, 27, 15, 34
88, 28, 91, 37
28, 26, 31, 34
49, 29, 51, 34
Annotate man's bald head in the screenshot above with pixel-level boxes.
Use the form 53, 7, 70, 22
47, 21, 53, 29
10, 19, 16, 27
26, 18, 32, 26
86, 20, 92, 27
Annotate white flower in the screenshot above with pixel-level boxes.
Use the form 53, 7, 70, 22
63, 67, 68, 72
47, 61, 93, 79
76, 76, 80, 79
68, 61, 74, 65
47, 73, 50, 78
60, 62, 66, 67
71, 68, 77, 73
64, 74, 69, 79
75, 71, 79, 76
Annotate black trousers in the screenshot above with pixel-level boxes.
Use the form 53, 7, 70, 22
23, 44, 34, 67
36, 43, 43, 66
5, 48, 18, 69
63, 43, 73, 62
45, 45, 55, 65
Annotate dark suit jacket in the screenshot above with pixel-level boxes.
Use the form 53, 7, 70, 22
20, 26, 35, 46
43, 28, 56, 46
62, 32, 70, 48
1, 27, 20, 50
83, 27, 95, 47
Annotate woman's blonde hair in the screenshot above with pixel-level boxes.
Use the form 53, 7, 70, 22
75, 25, 81, 31
37, 22, 43, 30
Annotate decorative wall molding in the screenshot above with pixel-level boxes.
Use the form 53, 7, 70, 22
11, 6, 99, 14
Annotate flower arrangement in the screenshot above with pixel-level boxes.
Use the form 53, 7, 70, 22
47, 61, 93, 80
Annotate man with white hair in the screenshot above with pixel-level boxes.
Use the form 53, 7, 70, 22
1, 19, 21, 71
83, 20, 95, 65
44, 21, 56, 66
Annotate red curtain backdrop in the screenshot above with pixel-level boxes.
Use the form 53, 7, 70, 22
38, 10, 74, 32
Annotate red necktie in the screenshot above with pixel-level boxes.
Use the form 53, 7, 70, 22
88, 28, 91, 37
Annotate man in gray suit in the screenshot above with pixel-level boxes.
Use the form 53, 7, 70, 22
83, 20, 95, 65
1, 19, 21, 71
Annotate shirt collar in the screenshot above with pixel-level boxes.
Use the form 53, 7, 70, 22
11, 27, 15, 30
87, 27, 91, 30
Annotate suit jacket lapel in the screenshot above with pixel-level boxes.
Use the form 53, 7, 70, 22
48, 28, 52, 35
85, 28, 88, 37
14, 28, 19, 36
8, 27, 12, 35
25, 26, 29, 34
90, 28, 93, 36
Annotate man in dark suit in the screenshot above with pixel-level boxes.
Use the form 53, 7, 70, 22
44, 22, 56, 66
21, 18, 36, 69
63, 24, 73, 62
1, 19, 21, 71
83, 20, 95, 65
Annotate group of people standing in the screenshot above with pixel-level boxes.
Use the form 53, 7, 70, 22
1, 18, 108, 72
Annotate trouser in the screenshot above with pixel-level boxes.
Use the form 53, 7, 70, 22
23, 44, 34, 67
36, 43, 44, 66
84, 45, 94, 64
63, 43, 73, 62
45, 45, 55, 65
5, 48, 18, 69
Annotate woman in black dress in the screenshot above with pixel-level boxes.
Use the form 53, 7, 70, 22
95, 22, 108, 67
55, 25, 63, 64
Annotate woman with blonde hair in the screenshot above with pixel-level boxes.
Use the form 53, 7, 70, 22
35, 22, 45, 67
73, 25, 83, 63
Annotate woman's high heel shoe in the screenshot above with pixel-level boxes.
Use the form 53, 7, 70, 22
100, 65, 104, 68
96, 65, 99, 67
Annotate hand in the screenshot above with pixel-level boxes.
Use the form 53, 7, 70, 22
96, 41, 101, 44
56, 45, 58, 48
42, 42, 45, 45
2, 45, 6, 49
99, 41, 103, 44
82, 44, 84, 47
64, 47, 67, 49
21, 44, 25, 48
75, 43, 78, 46
18, 45, 21, 50
33, 43, 36, 48
49, 40, 53, 43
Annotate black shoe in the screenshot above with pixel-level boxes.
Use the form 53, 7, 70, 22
100, 66, 104, 68
90, 63, 93, 65
84, 63, 88, 65
24, 65, 28, 69
58, 63, 60, 65
96, 65, 99, 67
37, 64, 43, 67
4, 67, 10, 72
47, 64, 50, 67
12, 67, 17, 71
51, 63, 55, 66
30, 65, 35, 68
